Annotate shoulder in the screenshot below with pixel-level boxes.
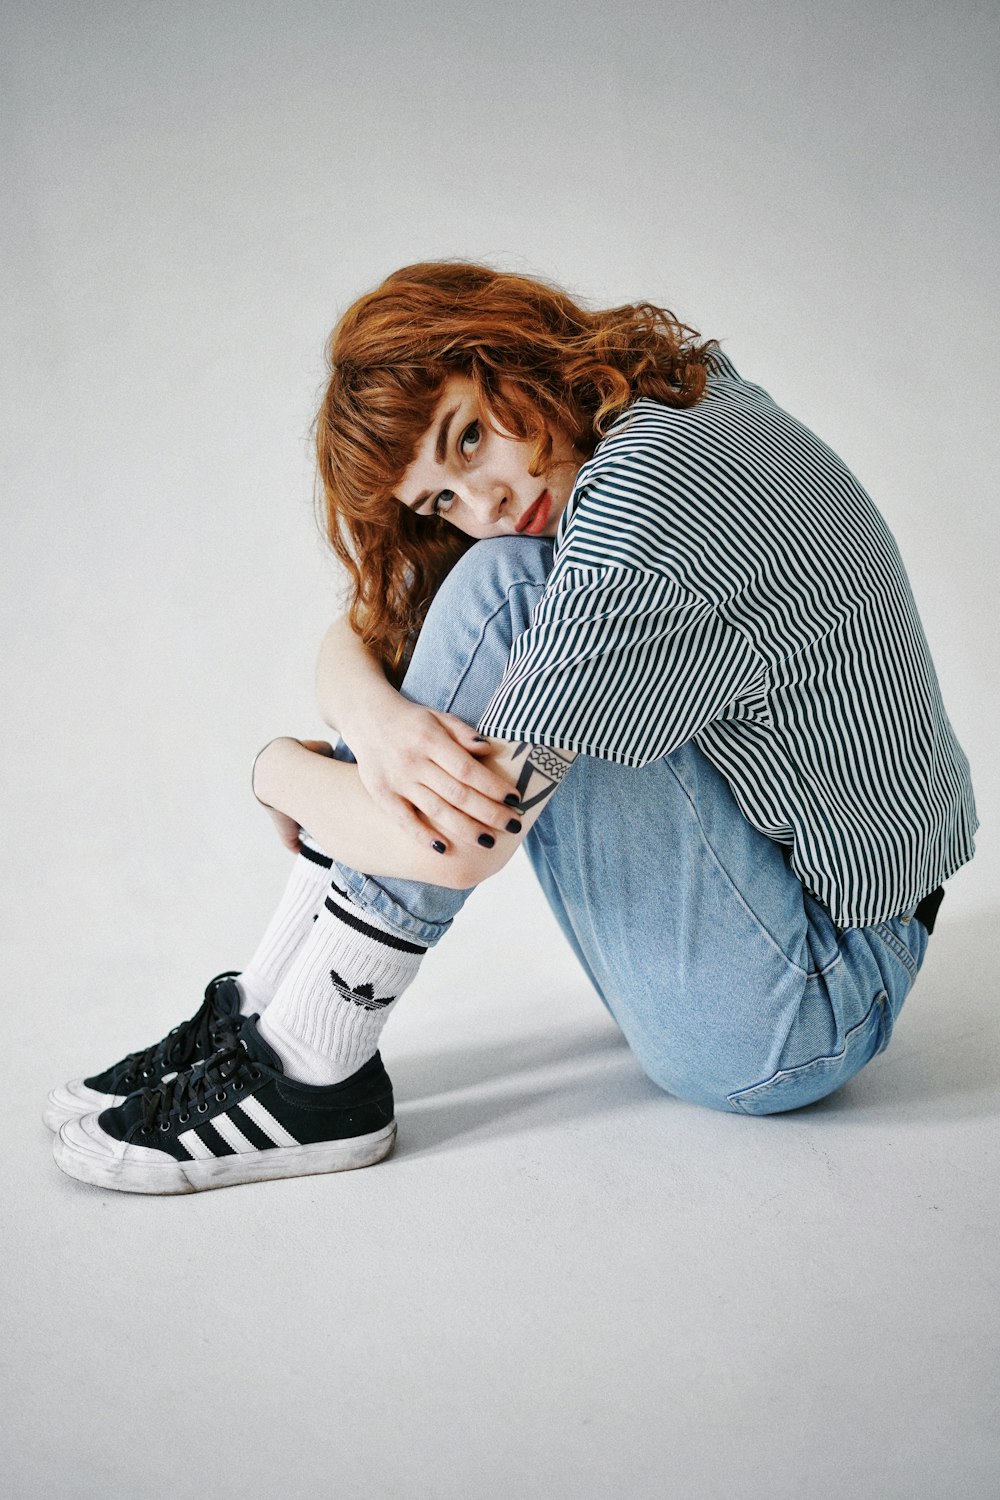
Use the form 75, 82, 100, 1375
555, 355, 821, 577
571, 354, 769, 498
555, 376, 745, 574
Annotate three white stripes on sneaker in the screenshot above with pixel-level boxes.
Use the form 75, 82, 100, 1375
177, 1097, 297, 1160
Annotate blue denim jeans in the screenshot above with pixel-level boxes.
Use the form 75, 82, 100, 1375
331, 536, 930, 1114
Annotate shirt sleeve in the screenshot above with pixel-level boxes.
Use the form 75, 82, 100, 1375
476, 559, 768, 767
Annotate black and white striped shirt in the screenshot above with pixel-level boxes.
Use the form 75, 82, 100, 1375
478, 353, 977, 927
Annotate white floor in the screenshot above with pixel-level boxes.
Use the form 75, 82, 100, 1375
9, 851, 999, 1500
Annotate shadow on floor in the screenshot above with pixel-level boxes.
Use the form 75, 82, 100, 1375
390, 1022, 657, 1157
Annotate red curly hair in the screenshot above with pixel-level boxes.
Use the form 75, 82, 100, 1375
315, 261, 718, 679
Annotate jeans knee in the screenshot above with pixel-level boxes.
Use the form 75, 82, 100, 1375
427, 535, 553, 627
402, 537, 554, 720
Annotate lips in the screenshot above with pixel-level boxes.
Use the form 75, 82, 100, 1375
515, 490, 551, 536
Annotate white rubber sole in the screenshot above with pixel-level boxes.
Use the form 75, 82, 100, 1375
43, 1082, 126, 1134
52, 1118, 397, 1194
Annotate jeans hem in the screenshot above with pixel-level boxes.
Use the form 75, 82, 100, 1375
331, 864, 455, 947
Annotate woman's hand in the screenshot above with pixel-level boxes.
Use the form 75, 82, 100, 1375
314, 615, 519, 852
347, 696, 521, 851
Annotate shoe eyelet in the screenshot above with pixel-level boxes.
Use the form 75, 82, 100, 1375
178, 1112, 190, 1123
234, 1079, 244, 1091
215, 1091, 227, 1103
251, 1069, 261, 1081
159, 1120, 171, 1132
197, 1102, 209, 1113
141, 1068, 153, 1078
140, 1126, 152, 1137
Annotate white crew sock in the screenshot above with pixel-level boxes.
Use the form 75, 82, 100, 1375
236, 834, 335, 1015
257, 885, 426, 1084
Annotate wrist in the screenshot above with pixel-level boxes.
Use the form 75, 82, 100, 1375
326, 676, 400, 751
252, 737, 299, 808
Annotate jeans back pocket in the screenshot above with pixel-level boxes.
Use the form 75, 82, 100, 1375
727, 991, 890, 1115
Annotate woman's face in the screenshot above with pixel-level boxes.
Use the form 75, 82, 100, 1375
396, 375, 582, 540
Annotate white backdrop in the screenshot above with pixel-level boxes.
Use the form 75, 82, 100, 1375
4, 4, 998, 1497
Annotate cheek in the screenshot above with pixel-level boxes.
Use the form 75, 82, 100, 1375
446, 514, 485, 540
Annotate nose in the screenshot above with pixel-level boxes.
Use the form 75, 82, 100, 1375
466, 475, 509, 522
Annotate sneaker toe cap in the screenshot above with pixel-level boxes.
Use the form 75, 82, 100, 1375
58, 1111, 170, 1164
43, 1081, 125, 1132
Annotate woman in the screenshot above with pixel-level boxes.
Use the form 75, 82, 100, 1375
49, 262, 977, 1194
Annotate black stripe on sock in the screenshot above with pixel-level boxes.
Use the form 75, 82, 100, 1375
229, 1104, 278, 1151
298, 841, 334, 869
324, 894, 427, 954
196, 1121, 237, 1157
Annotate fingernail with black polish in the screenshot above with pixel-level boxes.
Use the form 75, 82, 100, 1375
432, 840, 446, 853
504, 793, 521, 806
477, 833, 495, 848
506, 819, 522, 833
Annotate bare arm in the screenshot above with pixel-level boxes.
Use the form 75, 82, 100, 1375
315, 614, 398, 742
314, 616, 525, 846
253, 735, 576, 890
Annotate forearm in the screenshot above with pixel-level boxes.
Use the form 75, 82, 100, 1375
315, 615, 398, 740
253, 736, 576, 890
254, 737, 482, 888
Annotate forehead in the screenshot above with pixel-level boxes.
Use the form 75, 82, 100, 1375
397, 374, 476, 500
418, 373, 475, 449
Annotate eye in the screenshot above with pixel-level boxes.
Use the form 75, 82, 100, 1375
459, 420, 481, 456
433, 490, 456, 516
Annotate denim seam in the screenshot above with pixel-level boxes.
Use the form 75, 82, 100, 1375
661, 756, 814, 978
441, 579, 547, 719
873, 922, 918, 982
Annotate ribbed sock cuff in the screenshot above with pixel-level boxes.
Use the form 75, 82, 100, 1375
238, 840, 336, 1014
257, 886, 426, 1084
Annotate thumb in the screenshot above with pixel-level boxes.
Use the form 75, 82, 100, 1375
434, 711, 494, 754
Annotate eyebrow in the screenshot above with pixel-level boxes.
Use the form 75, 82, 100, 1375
407, 405, 459, 511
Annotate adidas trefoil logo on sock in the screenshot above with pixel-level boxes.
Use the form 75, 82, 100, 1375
255, 888, 426, 1084
329, 967, 397, 1012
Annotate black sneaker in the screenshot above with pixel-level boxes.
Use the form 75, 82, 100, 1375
52, 1016, 396, 1194
43, 973, 244, 1132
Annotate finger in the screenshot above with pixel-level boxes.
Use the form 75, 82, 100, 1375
410, 784, 509, 850
382, 792, 454, 858
433, 742, 522, 810
431, 711, 495, 755
422, 764, 524, 835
